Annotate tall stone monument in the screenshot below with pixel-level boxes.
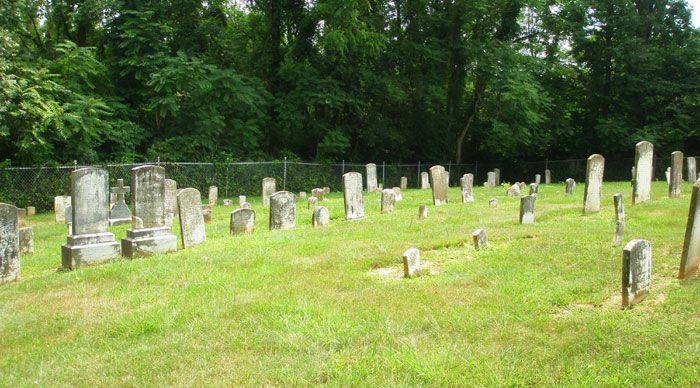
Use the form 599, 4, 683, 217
545, 169, 551, 184
430, 165, 448, 206
633, 141, 653, 204
54, 195, 71, 222
688, 157, 697, 184
164, 179, 178, 214
262, 178, 276, 206
583, 154, 605, 214
342, 172, 365, 220
366, 163, 378, 193
0, 203, 20, 284
669, 151, 683, 198
177, 188, 206, 249
460, 174, 474, 203
208, 186, 218, 206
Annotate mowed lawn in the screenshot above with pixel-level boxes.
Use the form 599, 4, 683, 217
1, 181, 700, 387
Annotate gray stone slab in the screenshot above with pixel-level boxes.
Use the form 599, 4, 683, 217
529, 183, 538, 198
519, 195, 535, 224
270, 191, 296, 231
393, 187, 402, 201
633, 141, 654, 204
402, 248, 421, 277
421, 172, 430, 189
400, 177, 408, 190
312, 206, 330, 228
19, 227, 33, 255
262, 178, 276, 206
70, 168, 110, 236
461, 174, 474, 203
486, 172, 496, 188
121, 231, 177, 258
342, 172, 365, 220
366, 164, 378, 192
418, 205, 428, 220
613, 193, 625, 247
583, 154, 605, 214
208, 186, 218, 206
507, 184, 521, 197
473, 229, 488, 250
223, 199, 233, 207
62, 241, 121, 270
308, 196, 318, 210
177, 188, 206, 249
230, 208, 255, 235
54, 195, 71, 222
565, 178, 576, 196
545, 169, 551, 184
679, 183, 700, 278
312, 188, 324, 201
0, 203, 20, 284
494, 168, 501, 186
670, 151, 683, 198
131, 165, 166, 228
26, 206, 35, 217
68, 232, 117, 246
430, 165, 448, 206
381, 189, 395, 214
164, 179, 178, 214
622, 239, 652, 307
535, 174, 541, 185
689, 157, 698, 184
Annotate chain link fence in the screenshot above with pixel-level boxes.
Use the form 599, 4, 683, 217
1, 156, 694, 213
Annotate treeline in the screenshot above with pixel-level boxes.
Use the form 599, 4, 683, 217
1, 0, 699, 166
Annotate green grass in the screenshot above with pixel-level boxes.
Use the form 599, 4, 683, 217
2, 181, 700, 387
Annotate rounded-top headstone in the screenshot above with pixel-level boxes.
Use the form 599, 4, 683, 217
231, 208, 255, 235
270, 191, 296, 230
312, 206, 330, 228
583, 154, 605, 214
342, 172, 365, 220
633, 141, 654, 204
177, 188, 206, 248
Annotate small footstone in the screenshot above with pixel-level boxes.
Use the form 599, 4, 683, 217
19, 226, 33, 255
622, 239, 652, 308
312, 206, 330, 228
519, 195, 535, 224
299, 192, 307, 200
565, 178, 576, 196
312, 188, 325, 201
489, 198, 498, 208
27, 206, 35, 217
201, 205, 212, 224
418, 205, 428, 220
519, 182, 527, 191
402, 248, 421, 278
223, 199, 233, 207
472, 229, 488, 250
230, 208, 255, 235
323, 187, 330, 194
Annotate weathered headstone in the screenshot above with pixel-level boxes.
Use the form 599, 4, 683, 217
312, 206, 330, 228
17, 208, 26, 227
583, 154, 605, 214
489, 198, 498, 208
519, 195, 535, 224
402, 248, 421, 277
342, 172, 365, 220
377, 183, 384, 192
223, 199, 233, 207
308, 196, 318, 210
239, 195, 246, 206
240, 201, 252, 209
494, 168, 501, 186
262, 178, 276, 206
26, 206, 35, 217
65, 205, 73, 235
688, 157, 697, 184
486, 172, 496, 188
421, 172, 430, 189
54, 195, 71, 222
670, 151, 684, 198
613, 193, 625, 247
61, 167, 121, 269
545, 169, 551, 184
381, 189, 395, 214
19, 227, 33, 255
507, 184, 521, 197
312, 188, 325, 201
393, 187, 402, 201
633, 141, 654, 204
208, 186, 218, 206
529, 183, 538, 198
418, 205, 428, 220
270, 191, 296, 230
400, 177, 408, 190
622, 239, 652, 308
665, 167, 671, 185
366, 163, 378, 193
230, 208, 255, 235
429, 165, 448, 206
679, 183, 700, 278
519, 182, 527, 191
473, 229, 488, 250
299, 192, 306, 200
0, 203, 19, 284
163, 179, 178, 214
565, 178, 576, 196
201, 205, 212, 224
535, 174, 541, 185
109, 178, 131, 226
177, 188, 206, 249
323, 187, 330, 194
460, 174, 474, 203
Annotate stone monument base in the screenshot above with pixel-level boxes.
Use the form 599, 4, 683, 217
61, 232, 121, 270
121, 226, 177, 258
109, 217, 131, 226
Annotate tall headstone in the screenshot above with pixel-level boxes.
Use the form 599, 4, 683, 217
109, 179, 131, 226
494, 168, 501, 186
342, 172, 365, 220
545, 169, 551, 184
308, 196, 318, 210
670, 151, 684, 198
535, 174, 541, 185
177, 188, 206, 249
121, 165, 177, 258
429, 165, 448, 206
19, 227, 33, 255
393, 187, 403, 201
679, 183, 700, 278
418, 205, 428, 220
61, 168, 121, 269
366, 163, 378, 193
312, 206, 330, 228
565, 178, 576, 196
208, 186, 218, 206
665, 167, 671, 185
230, 208, 255, 235
519, 195, 535, 224
421, 172, 430, 189
402, 248, 421, 278
54, 195, 71, 222
270, 191, 296, 231
583, 154, 605, 214
381, 189, 395, 214
473, 229, 488, 250
0, 203, 19, 284
486, 172, 496, 187
622, 239, 652, 308
262, 178, 276, 206
400, 177, 408, 190
239, 195, 246, 206
529, 183, 539, 198
460, 174, 474, 203
613, 193, 625, 247
633, 141, 654, 204
164, 179, 178, 214
689, 157, 697, 184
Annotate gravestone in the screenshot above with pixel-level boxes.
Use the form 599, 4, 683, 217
164, 179, 178, 214
121, 165, 177, 258
202, 205, 212, 224
622, 239, 652, 308
494, 168, 501, 186
312, 188, 325, 201
61, 167, 121, 269
545, 169, 551, 184
109, 178, 131, 226
402, 248, 421, 278
633, 141, 654, 204
418, 205, 428, 220
366, 163, 378, 192
473, 229, 488, 250
460, 174, 474, 203
299, 192, 306, 200
486, 172, 496, 188
323, 187, 330, 194
665, 167, 671, 185
519, 195, 535, 224
239, 195, 246, 206
26, 206, 35, 217
565, 178, 576, 196
230, 208, 255, 235
393, 187, 402, 201
208, 186, 218, 206
312, 206, 330, 228
270, 191, 296, 230
17, 208, 26, 227
223, 199, 233, 207
679, 183, 700, 278
535, 174, 541, 185
177, 188, 206, 249
54, 195, 71, 222
670, 151, 684, 198
308, 196, 318, 210
421, 172, 430, 189
613, 193, 625, 247
529, 183, 538, 198
400, 177, 408, 190
519, 182, 527, 191
0, 203, 19, 284
262, 178, 276, 206
689, 157, 697, 184
19, 227, 33, 255
507, 184, 521, 197
165, 212, 174, 229
429, 165, 448, 206
377, 184, 384, 193
241, 202, 252, 209
65, 205, 73, 235
381, 189, 395, 214
342, 172, 365, 220
489, 198, 498, 208
583, 154, 605, 214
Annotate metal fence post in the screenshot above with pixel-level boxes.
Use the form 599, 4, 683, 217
475, 161, 478, 182
418, 161, 421, 187
382, 161, 385, 186
342, 160, 345, 175
283, 157, 287, 190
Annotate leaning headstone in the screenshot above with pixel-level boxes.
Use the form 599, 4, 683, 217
519, 195, 535, 224
421, 172, 430, 189
109, 178, 131, 226
121, 165, 177, 258
270, 191, 296, 230
418, 205, 428, 220
308, 196, 318, 210
312, 206, 330, 228
429, 165, 448, 206
679, 183, 700, 278
535, 174, 541, 185
19, 227, 33, 255
230, 208, 255, 235
342, 172, 365, 220
393, 187, 402, 201
366, 163, 378, 192
381, 189, 395, 214
239, 195, 246, 206
61, 167, 121, 269
670, 151, 683, 198
613, 193, 625, 247
622, 239, 652, 308
26, 206, 35, 217
473, 229, 488, 250
208, 186, 218, 206
241, 202, 252, 209
565, 178, 576, 196
665, 167, 671, 185
583, 154, 605, 214
494, 168, 501, 186
460, 174, 474, 203
486, 172, 496, 188
223, 199, 233, 207
262, 178, 276, 206
529, 183, 538, 198
507, 184, 521, 197
489, 198, 498, 208
177, 188, 206, 249
400, 177, 408, 190
633, 141, 654, 204
164, 179, 178, 214
54, 195, 71, 222
0, 203, 19, 284
402, 248, 421, 278
312, 188, 325, 201
201, 205, 212, 224
545, 169, 551, 184
688, 157, 697, 184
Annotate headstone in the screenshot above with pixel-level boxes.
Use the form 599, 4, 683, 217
633, 141, 654, 204
312, 206, 330, 228
17, 208, 26, 227
19, 227, 33, 255
565, 178, 576, 196
688, 157, 697, 184
0, 203, 19, 284
402, 248, 421, 277
519, 195, 535, 224
421, 172, 430, 189
393, 187, 402, 201
429, 165, 448, 205
418, 205, 428, 220
486, 172, 496, 188
583, 154, 605, 214
65, 205, 73, 235
665, 167, 671, 185
400, 177, 408, 190
631, 166, 635, 186
545, 169, 551, 184
342, 172, 365, 220
299, 192, 306, 200
165, 212, 174, 229
381, 189, 395, 214
208, 186, 218, 206
223, 199, 233, 207
445, 171, 450, 187
519, 182, 527, 191
26, 206, 35, 217
473, 229, 488, 250
494, 168, 501, 186
109, 178, 132, 226
377, 183, 384, 192
613, 193, 625, 247
312, 188, 325, 201
489, 198, 498, 208
262, 178, 276, 206
308, 196, 318, 210
460, 174, 474, 203
239, 195, 246, 206
164, 179, 178, 214
61, 167, 121, 269
679, 183, 700, 278
201, 205, 212, 224
535, 174, 541, 185
366, 163, 378, 192
670, 151, 683, 198
230, 208, 255, 235
54, 195, 71, 222
529, 183, 538, 198
270, 191, 296, 230
507, 184, 521, 197
622, 239, 652, 308
240, 202, 252, 209
121, 165, 177, 258
323, 187, 330, 194
177, 188, 206, 249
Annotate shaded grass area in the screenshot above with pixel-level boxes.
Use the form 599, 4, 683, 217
1, 181, 700, 387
